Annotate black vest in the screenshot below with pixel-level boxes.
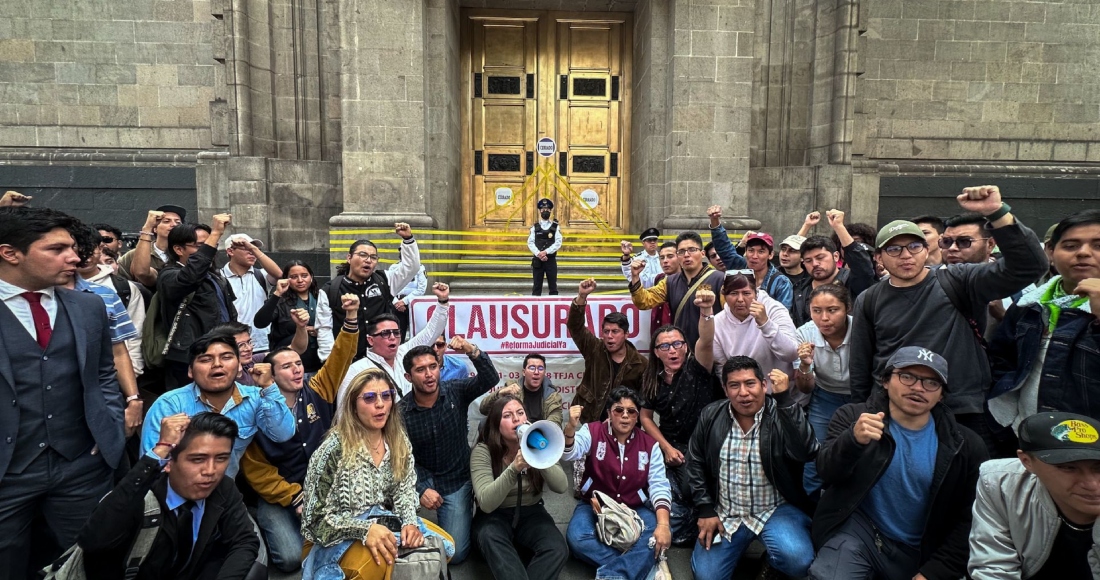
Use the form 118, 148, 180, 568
533, 221, 559, 252
324, 273, 395, 359
1, 298, 95, 474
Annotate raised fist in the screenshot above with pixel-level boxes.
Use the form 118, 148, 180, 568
291, 308, 310, 327
0, 191, 32, 207
578, 278, 597, 296
748, 300, 768, 326
394, 223, 413, 239
620, 240, 634, 256
211, 214, 232, 233
958, 185, 1004, 216
707, 205, 723, 229
630, 259, 646, 278
768, 369, 790, 394
804, 212, 821, 227
826, 209, 845, 227
432, 282, 450, 301
854, 412, 886, 445
340, 293, 360, 313
275, 279, 290, 296
797, 342, 815, 367
694, 288, 716, 310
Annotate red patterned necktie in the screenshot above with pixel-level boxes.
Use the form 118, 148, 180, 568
20, 292, 52, 349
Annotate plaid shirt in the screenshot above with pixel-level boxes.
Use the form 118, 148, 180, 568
398, 349, 498, 496
717, 405, 783, 537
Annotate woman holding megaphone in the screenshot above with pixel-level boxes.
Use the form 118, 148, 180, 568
470, 396, 570, 580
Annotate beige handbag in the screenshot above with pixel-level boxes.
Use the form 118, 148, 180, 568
591, 490, 644, 553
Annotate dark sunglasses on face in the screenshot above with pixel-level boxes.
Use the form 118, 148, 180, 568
611, 406, 638, 417
360, 389, 396, 404
99, 236, 116, 244
892, 371, 944, 392
938, 236, 987, 250
372, 329, 402, 339
655, 340, 687, 351
882, 241, 927, 257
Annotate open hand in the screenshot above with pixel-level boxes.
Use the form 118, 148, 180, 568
364, 524, 398, 565
697, 517, 727, 550
400, 524, 424, 549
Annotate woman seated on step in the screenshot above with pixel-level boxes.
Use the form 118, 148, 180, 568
471, 395, 570, 580
300, 368, 453, 579
562, 386, 673, 580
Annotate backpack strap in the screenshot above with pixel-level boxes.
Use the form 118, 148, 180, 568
111, 275, 132, 308
251, 268, 268, 294
673, 266, 714, 323
934, 268, 989, 349
122, 491, 164, 579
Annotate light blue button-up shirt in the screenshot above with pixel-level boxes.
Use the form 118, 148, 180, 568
165, 483, 205, 552
141, 382, 296, 478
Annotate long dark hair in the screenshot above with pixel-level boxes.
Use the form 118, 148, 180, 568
279, 260, 319, 303
642, 324, 685, 401
477, 395, 544, 491
335, 239, 375, 276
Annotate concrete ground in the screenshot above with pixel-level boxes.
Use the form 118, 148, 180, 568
271, 462, 764, 580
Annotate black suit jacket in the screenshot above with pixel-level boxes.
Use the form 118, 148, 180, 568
79, 455, 260, 580
0, 287, 125, 480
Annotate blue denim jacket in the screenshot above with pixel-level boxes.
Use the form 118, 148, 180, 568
989, 280, 1099, 421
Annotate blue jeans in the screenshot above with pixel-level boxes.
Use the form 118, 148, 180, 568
804, 387, 851, 495
434, 481, 473, 564
691, 503, 814, 578
566, 502, 658, 580
256, 499, 303, 573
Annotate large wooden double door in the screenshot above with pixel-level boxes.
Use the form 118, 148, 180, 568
461, 10, 632, 233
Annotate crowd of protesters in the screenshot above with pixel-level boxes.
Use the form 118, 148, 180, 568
0, 183, 1098, 580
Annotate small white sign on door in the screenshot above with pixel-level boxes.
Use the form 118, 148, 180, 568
495, 187, 513, 206
537, 137, 557, 158
580, 188, 599, 208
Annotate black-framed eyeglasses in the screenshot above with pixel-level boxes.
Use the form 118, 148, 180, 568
675, 247, 702, 257
360, 389, 396, 404
891, 371, 944, 392
99, 236, 116, 244
371, 329, 402, 339
938, 236, 988, 250
655, 340, 687, 351
882, 241, 927, 257
526, 365, 545, 372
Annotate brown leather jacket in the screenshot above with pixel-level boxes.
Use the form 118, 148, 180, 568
567, 301, 647, 423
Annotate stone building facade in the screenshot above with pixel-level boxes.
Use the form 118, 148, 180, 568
1, 0, 1098, 270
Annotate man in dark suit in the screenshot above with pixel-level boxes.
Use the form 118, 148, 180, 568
0, 206, 126, 579
80, 412, 260, 579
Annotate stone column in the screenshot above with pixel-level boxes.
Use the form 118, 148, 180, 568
660, 0, 758, 231
331, 0, 435, 229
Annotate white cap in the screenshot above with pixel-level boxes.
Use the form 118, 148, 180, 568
223, 233, 264, 250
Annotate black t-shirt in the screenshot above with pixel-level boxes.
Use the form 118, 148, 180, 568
1028, 518, 1094, 580
523, 387, 544, 422
642, 355, 722, 449
784, 269, 809, 288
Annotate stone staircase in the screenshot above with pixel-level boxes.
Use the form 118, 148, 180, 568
438, 254, 633, 295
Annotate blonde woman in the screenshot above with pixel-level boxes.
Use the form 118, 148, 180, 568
301, 368, 453, 579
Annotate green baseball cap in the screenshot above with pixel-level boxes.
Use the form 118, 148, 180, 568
876, 220, 926, 249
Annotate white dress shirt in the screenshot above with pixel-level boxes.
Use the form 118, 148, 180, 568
0, 277, 58, 340
221, 263, 273, 352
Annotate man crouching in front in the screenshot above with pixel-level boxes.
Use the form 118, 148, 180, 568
78, 412, 259, 579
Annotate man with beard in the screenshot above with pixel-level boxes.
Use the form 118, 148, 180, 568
141, 332, 295, 479
810, 347, 987, 580
479, 353, 563, 426
620, 228, 663, 288
315, 223, 419, 360
631, 229, 725, 349
790, 210, 876, 328
221, 233, 282, 355
849, 186, 1047, 450
121, 205, 186, 289
399, 337, 498, 564
0, 207, 125, 578
640, 290, 721, 544
240, 294, 360, 573
941, 213, 997, 266
529, 198, 563, 296
573, 278, 648, 423
157, 216, 237, 389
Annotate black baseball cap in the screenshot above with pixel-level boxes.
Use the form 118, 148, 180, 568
639, 228, 660, 241
1019, 412, 1100, 464
156, 204, 187, 222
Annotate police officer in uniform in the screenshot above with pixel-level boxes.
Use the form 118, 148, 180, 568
528, 198, 563, 296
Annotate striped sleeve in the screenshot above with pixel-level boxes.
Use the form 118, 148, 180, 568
86, 284, 138, 343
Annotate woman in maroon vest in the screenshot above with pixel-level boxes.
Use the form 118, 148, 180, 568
562, 386, 673, 580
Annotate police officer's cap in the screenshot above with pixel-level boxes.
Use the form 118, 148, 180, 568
537, 198, 554, 210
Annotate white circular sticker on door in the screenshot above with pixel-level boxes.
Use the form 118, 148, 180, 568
580, 189, 599, 208
495, 187, 513, 206
537, 137, 557, 157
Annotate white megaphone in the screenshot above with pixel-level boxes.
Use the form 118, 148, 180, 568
516, 420, 565, 470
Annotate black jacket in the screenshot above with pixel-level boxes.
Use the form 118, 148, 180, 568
790, 240, 876, 328
686, 390, 818, 519
813, 389, 988, 580
157, 244, 238, 363
79, 455, 259, 580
